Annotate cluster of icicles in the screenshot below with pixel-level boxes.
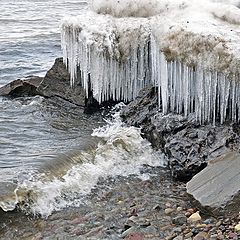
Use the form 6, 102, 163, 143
61, 29, 239, 124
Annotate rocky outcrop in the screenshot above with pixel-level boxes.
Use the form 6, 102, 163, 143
187, 152, 240, 217
37, 58, 86, 107
0, 57, 115, 113
0, 76, 43, 97
121, 87, 240, 181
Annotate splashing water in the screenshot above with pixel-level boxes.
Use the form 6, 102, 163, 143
1, 105, 165, 217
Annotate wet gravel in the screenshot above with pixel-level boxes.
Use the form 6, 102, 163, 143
0, 166, 239, 240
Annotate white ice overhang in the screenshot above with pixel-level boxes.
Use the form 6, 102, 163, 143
61, 0, 240, 124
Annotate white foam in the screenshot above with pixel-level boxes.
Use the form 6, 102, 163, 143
8, 107, 164, 217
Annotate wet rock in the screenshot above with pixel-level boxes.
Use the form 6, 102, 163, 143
235, 223, 240, 232
37, 58, 86, 107
187, 152, 240, 217
121, 87, 240, 181
165, 208, 175, 215
124, 232, 145, 240
172, 215, 187, 225
193, 231, 210, 239
188, 212, 202, 223
0, 76, 43, 97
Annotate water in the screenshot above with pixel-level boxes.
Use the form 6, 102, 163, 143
0, 0, 91, 204
0, 2, 166, 238
0, 0, 93, 212
0, 0, 88, 86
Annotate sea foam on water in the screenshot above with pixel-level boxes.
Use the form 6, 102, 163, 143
4, 107, 163, 217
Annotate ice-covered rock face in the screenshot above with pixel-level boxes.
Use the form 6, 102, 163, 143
61, 0, 240, 124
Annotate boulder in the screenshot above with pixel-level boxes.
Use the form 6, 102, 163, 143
187, 152, 240, 217
121, 87, 240, 181
0, 76, 43, 97
0, 57, 107, 112
37, 58, 86, 107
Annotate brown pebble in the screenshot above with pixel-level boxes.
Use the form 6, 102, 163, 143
193, 231, 210, 240
188, 211, 201, 223
125, 232, 145, 240
185, 212, 192, 217
196, 224, 207, 228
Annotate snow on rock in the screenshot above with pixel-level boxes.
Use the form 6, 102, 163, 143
61, 0, 240, 123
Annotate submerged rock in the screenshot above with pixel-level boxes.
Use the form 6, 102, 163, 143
187, 152, 240, 217
121, 87, 240, 181
0, 76, 43, 97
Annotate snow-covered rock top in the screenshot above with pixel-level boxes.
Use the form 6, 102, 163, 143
61, 0, 240, 124
86, 0, 240, 74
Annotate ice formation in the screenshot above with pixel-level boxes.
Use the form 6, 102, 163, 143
61, 0, 240, 123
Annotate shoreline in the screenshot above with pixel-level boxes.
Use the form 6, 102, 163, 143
0, 57, 240, 239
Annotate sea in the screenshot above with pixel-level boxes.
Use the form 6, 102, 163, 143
0, 1, 164, 238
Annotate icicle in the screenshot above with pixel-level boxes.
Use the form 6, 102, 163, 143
61, 18, 240, 124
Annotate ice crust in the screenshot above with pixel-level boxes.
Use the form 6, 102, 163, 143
61, 0, 240, 123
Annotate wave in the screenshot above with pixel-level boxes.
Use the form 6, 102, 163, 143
0, 104, 166, 217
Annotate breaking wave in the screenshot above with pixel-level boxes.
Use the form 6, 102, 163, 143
0, 104, 165, 217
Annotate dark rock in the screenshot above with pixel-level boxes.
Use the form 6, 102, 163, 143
37, 57, 118, 113
172, 215, 187, 226
0, 76, 43, 97
37, 58, 86, 107
121, 87, 240, 181
187, 152, 240, 217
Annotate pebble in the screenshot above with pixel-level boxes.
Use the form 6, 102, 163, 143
166, 202, 172, 208
172, 215, 187, 226
173, 236, 183, 240
215, 221, 222, 227
177, 207, 183, 212
188, 211, 202, 223
172, 226, 182, 233
124, 232, 145, 240
193, 231, 210, 240
196, 223, 207, 228
2, 167, 240, 240
234, 223, 240, 232
122, 226, 138, 238
185, 232, 193, 238
228, 232, 238, 238
203, 219, 214, 225
153, 204, 161, 211
165, 208, 175, 215
210, 234, 218, 239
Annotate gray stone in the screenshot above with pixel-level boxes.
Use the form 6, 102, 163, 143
0, 76, 43, 97
37, 57, 86, 107
187, 152, 240, 216
172, 215, 187, 226
121, 86, 240, 181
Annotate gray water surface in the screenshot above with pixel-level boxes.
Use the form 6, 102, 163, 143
0, 0, 87, 85
0, 0, 90, 193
